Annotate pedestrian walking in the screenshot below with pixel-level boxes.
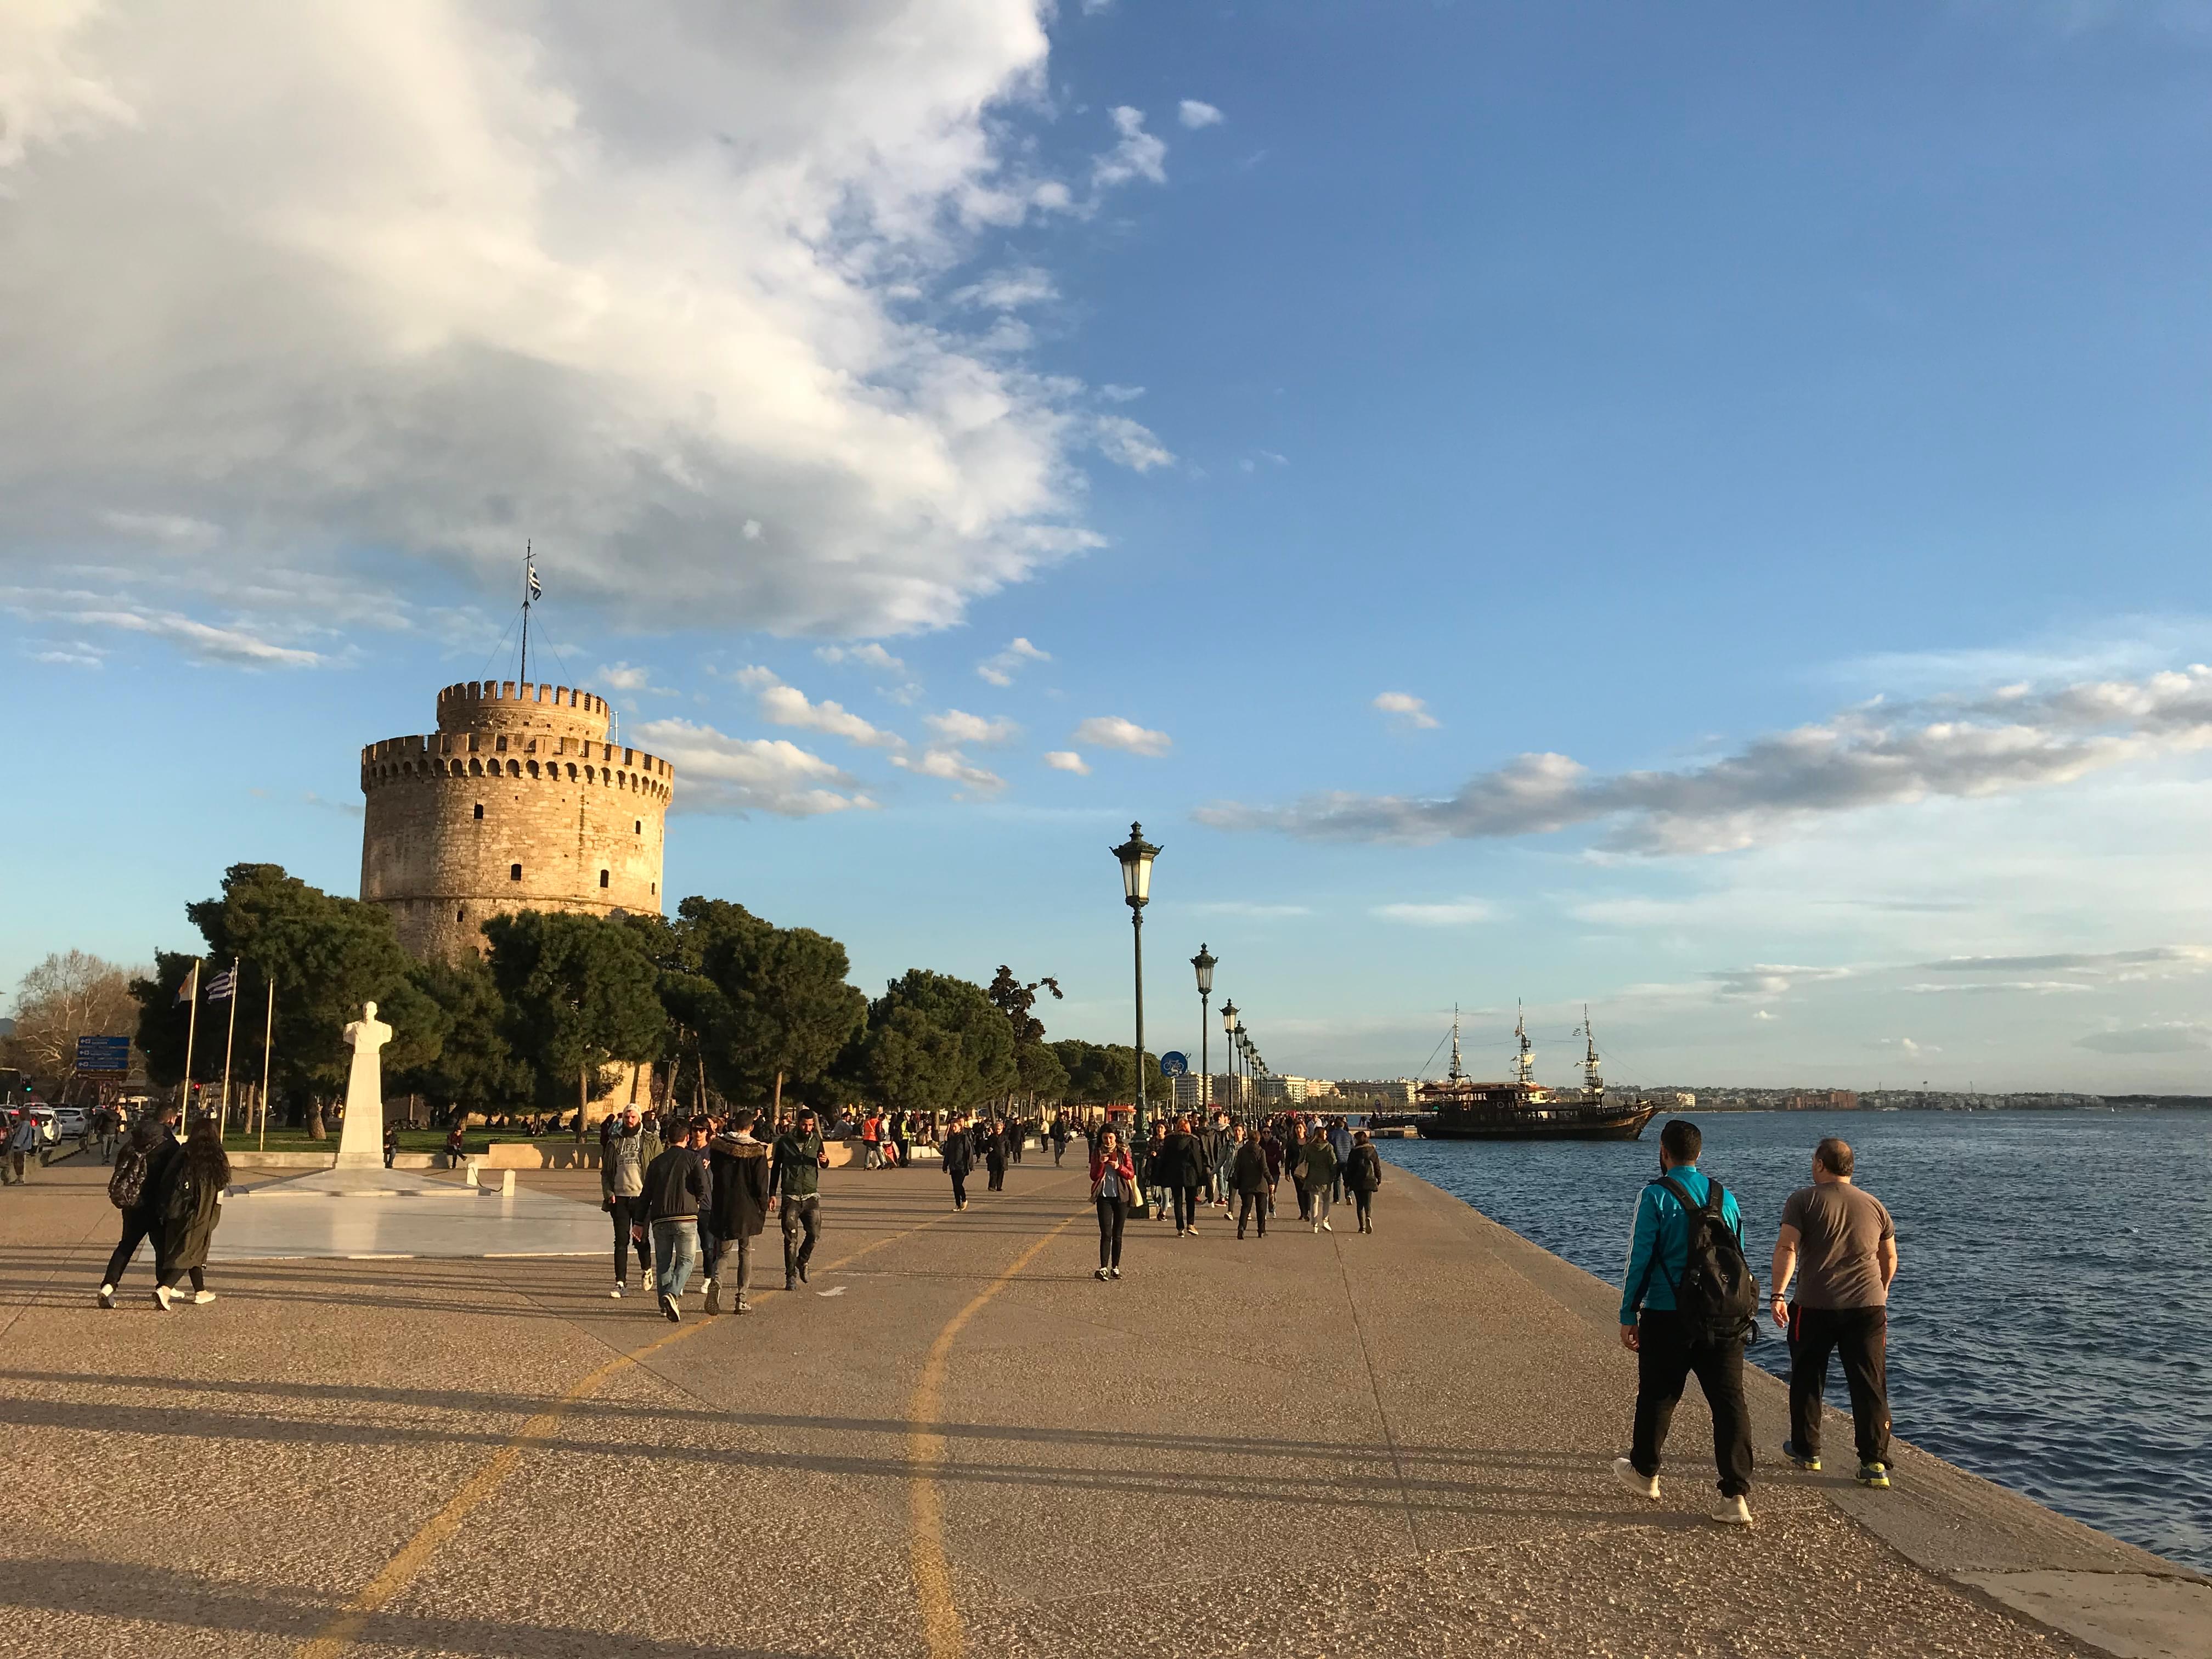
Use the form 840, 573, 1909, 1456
1231, 1125, 1270, 1240
985, 1118, 1010, 1192
1051, 1115, 1071, 1167
383, 1122, 399, 1169
601, 1104, 662, 1298
97, 1107, 181, 1306
861, 1110, 883, 1170
4, 1108, 43, 1184
1090, 1127, 1135, 1280
1288, 1116, 1313, 1221
943, 1114, 974, 1210
890, 1110, 911, 1172
1206, 1113, 1234, 1210
693, 1126, 720, 1303
642, 1117, 710, 1321
1771, 1137, 1899, 1489
1302, 1125, 1338, 1233
1141, 1122, 1170, 1221
1328, 1118, 1352, 1204
706, 1110, 771, 1314
151, 1114, 230, 1309
1344, 1130, 1384, 1233
1158, 1115, 1205, 1236
771, 1107, 828, 1289
1259, 1120, 1284, 1217
1612, 1118, 1759, 1526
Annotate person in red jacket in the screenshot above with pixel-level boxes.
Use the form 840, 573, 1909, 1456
1089, 1128, 1136, 1282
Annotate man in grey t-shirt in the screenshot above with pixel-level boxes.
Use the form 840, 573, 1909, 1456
1770, 1136, 1898, 1487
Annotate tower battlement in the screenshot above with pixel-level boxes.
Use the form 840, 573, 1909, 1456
362, 683, 674, 960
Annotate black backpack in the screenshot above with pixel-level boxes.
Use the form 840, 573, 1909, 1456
1656, 1176, 1758, 1345
107, 1143, 149, 1211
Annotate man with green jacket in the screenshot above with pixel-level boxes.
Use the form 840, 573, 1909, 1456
771, 1108, 830, 1290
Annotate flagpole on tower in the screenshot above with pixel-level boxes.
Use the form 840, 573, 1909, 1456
520, 540, 532, 685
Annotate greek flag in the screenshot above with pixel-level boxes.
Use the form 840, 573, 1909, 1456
205, 968, 237, 1002
527, 560, 543, 601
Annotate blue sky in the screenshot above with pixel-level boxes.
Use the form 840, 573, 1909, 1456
8, 1, 2212, 1089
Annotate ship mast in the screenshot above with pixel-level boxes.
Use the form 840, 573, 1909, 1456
1582, 1003, 1603, 1100
1447, 1004, 1465, 1084
1512, 1001, 1535, 1090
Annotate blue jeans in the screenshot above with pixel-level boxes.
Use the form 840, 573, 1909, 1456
652, 1219, 698, 1300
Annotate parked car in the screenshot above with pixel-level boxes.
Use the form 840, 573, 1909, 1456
51, 1105, 89, 1138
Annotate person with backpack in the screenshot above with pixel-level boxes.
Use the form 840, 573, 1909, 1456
1344, 1130, 1384, 1233
1771, 1137, 1899, 1489
1612, 1117, 1758, 1526
151, 1114, 231, 1309
97, 1106, 182, 1307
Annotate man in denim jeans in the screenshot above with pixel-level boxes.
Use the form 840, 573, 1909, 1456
642, 1118, 709, 1322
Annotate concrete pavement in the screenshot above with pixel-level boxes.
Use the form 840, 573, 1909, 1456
0, 1152, 2202, 1658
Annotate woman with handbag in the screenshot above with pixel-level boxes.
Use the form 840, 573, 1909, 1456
153, 1113, 230, 1309
1089, 1129, 1136, 1280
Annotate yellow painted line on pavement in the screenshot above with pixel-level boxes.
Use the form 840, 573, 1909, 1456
907, 1206, 1083, 1659
296, 1207, 960, 1658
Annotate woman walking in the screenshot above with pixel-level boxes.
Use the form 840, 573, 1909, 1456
943, 1115, 974, 1211
1344, 1130, 1384, 1233
1302, 1124, 1339, 1234
153, 1114, 230, 1309
985, 1118, 1010, 1192
1090, 1128, 1135, 1280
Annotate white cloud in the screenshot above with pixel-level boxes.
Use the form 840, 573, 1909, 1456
816, 642, 906, 675
631, 718, 871, 817
1098, 383, 1145, 403
1093, 105, 1166, 190
1091, 414, 1173, 472
738, 669, 902, 751
1708, 964, 1853, 1001
951, 267, 1058, 309
1903, 980, 2097, 995
978, 636, 1049, 686
1202, 665, 2212, 855
927, 709, 1019, 747
1073, 715, 1170, 757
1373, 899, 1496, 927
1752, 1009, 1776, 1022
71, 607, 324, 668
1043, 749, 1090, 775
595, 661, 674, 695
891, 747, 1005, 796
1874, 1036, 1941, 1058
1911, 946, 2212, 979
30, 641, 104, 667
0, 4, 1186, 642
1372, 691, 1439, 730
2078, 1022, 2212, 1054
1178, 99, 1225, 129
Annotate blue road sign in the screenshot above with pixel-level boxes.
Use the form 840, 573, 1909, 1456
77, 1035, 131, 1074
1159, 1051, 1189, 1077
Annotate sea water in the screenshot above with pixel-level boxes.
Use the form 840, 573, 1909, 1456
1384, 1108, 2212, 1571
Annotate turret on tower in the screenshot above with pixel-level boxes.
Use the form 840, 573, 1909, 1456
359, 680, 674, 960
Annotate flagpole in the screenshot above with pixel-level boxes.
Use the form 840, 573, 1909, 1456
259, 977, 275, 1152
218, 956, 240, 1131
519, 540, 531, 685
180, 958, 202, 1120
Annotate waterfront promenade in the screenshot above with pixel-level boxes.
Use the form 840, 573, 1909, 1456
0, 1155, 2200, 1658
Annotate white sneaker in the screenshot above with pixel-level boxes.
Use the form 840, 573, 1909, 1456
1320, 1220, 1333, 1232
1186, 1224, 1200, 1235
1094, 1267, 1109, 1280
152, 1285, 173, 1312
1712, 1494, 1753, 1527
190, 1290, 216, 1305
95, 1284, 115, 1308
1311, 1222, 1319, 1233
610, 1282, 626, 1299
1611, 1457, 1659, 1501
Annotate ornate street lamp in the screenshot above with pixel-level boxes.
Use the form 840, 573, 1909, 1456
1111, 822, 1160, 1139
1221, 998, 1239, 1122
1191, 944, 1216, 1116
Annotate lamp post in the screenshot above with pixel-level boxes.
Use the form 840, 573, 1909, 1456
1191, 944, 1216, 1118
1111, 822, 1160, 1141
1220, 1000, 1239, 1124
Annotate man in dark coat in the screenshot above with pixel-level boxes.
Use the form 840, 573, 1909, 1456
706, 1109, 772, 1314
1231, 1125, 1272, 1240
985, 1118, 1010, 1191
643, 1118, 709, 1321
1204, 1112, 1234, 1211
771, 1108, 828, 1290
1158, 1116, 1206, 1236
1344, 1130, 1385, 1234
943, 1115, 974, 1211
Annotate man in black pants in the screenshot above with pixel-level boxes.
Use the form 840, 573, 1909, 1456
1230, 1125, 1269, 1239
95, 1107, 180, 1307
771, 1108, 828, 1290
1612, 1118, 1756, 1526
1772, 1137, 1899, 1489
601, 1105, 661, 1298
943, 1115, 973, 1210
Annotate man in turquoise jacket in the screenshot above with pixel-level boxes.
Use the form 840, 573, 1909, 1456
1612, 1118, 1756, 1525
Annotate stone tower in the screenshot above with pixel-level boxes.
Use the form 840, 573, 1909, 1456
359, 680, 675, 960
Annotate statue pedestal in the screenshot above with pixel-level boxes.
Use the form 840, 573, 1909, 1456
215, 1168, 611, 1260
334, 1003, 392, 1171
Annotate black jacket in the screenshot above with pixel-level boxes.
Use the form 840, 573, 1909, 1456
708, 1137, 772, 1236
1157, 1131, 1205, 1187
642, 1144, 709, 1222
942, 1130, 974, 1177
1230, 1141, 1271, 1194
1345, 1144, 1385, 1194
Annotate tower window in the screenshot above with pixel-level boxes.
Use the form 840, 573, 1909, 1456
651, 882, 657, 895
599, 869, 610, 888
634, 819, 642, 834
456, 907, 465, 924
473, 803, 484, 820
510, 864, 522, 881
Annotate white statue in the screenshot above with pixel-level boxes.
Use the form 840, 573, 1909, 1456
334, 1001, 394, 1170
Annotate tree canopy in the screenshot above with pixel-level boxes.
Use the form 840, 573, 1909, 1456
855, 968, 1016, 1117
483, 909, 668, 1114
4, 950, 143, 1092
679, 898, 866, 1109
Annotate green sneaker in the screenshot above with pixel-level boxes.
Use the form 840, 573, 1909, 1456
1781, 1440, 1821, 1472
1856, 1462, 1890, 1489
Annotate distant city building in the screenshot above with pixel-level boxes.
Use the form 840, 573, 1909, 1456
1256, 1075, 1313, 1103
1336, 1079, 1418, 1105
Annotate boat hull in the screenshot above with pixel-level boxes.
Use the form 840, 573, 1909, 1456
1419, 1103, 1659, 1142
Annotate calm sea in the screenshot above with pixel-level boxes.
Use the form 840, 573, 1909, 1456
1383, 1108, 2212, 1571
